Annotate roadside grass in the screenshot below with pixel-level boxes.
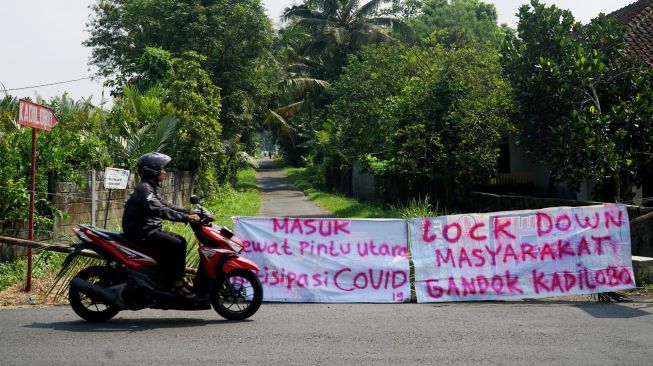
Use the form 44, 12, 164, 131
283, 167, 440, 218
0, 251, 66, 292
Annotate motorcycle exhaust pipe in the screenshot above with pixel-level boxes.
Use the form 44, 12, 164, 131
70, 277, 121, 306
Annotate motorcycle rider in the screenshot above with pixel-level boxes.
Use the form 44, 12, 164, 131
122, 152, 200, 299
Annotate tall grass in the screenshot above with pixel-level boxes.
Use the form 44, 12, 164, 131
0, 251, 66, 291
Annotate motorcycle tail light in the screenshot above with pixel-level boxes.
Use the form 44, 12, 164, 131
73, 227, 92, 242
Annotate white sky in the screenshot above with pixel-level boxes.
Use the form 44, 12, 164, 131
0, 0, 635, 106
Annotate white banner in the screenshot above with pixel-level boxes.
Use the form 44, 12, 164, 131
409, 204, 635, 302
233, 217, 411, 302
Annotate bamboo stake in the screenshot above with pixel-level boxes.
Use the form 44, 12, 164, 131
0, 235, 196, 274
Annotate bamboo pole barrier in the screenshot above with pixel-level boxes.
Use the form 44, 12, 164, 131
0, 235, 102, 259
0, 235, 196, 274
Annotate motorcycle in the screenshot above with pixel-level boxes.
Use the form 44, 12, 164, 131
59, 194, 263, 322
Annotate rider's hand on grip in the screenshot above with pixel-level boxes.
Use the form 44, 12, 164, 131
188, 214, 201, 223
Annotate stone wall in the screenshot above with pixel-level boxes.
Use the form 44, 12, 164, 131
0, 219, 28, 261
53, 170, 194, 243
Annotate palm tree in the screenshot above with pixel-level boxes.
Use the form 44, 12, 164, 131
104, 85, 178, 168
266, 25, 331, 148
282, 0, 410, 80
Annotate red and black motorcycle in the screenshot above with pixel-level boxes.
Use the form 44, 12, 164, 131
59, 195, 263, 322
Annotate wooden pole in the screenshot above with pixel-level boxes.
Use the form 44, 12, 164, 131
26, 128, 37, 292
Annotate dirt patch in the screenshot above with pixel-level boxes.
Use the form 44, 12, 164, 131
0, 276, 67, 308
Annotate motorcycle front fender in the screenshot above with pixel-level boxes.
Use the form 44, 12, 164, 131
221, 256, 260, 274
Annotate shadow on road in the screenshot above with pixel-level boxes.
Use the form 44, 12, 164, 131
26, 317, 251, 333
432, 299, 653, 319
575, 302, 653, 319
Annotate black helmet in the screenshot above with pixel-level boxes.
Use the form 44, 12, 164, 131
137, 152, 171, 179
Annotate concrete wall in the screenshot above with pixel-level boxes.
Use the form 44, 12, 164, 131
352, 161, 375, 201
0, 219, 28, 261
53, 170, 194, 243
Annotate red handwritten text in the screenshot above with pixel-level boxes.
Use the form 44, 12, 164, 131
272, 218, 351, 237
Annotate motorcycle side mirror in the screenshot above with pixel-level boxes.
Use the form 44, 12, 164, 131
190, 195, 200, 205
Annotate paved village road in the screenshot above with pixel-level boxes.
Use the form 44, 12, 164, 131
1, 301, 653, 365
256, 158, 331, 217
2, 160, 653, 365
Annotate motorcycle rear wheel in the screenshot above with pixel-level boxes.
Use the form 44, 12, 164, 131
69, 266, 122, 322
211, 269, 263, 320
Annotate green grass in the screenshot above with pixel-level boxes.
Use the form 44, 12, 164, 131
283, 167, 440, 218
0, 251, 66, 291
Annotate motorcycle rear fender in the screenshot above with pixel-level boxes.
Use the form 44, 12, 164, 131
221, 256, 260, 274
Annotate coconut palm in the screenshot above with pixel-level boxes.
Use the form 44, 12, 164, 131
282, 0, 410, 79
104, 85, 178, 169
266, 25, 331, 148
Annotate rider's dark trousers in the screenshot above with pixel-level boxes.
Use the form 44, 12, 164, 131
135, 230, 187, 286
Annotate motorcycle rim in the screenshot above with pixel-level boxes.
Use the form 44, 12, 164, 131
69, 266, 121, 322
211, 269, 263, 320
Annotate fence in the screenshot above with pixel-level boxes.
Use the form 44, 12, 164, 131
0, 170, 194, 261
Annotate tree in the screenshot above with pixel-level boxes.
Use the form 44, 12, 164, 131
103, 85, 178, 170
502, 0, 653, 201
282, 0, 410, 80
265, 25, 331, 164
84, 0, 276, 149
409, 0, 505, 47
162, 51, 225, 190
321, 40, 514, 205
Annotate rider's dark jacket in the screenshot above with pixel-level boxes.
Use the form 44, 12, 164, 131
122, 179, 191, 240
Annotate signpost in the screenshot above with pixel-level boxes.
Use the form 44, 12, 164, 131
103, 168, 130, 228
18, 99, 58, 292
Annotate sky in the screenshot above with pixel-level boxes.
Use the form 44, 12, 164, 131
0, 0, 636, 106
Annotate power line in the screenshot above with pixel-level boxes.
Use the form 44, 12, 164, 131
1, 76, 95, 92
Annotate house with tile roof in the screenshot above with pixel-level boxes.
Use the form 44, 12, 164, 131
611, 0, 653, 68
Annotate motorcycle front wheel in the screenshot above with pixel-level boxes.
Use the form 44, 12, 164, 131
211, 269, 263, 320
69, 266, 121, 322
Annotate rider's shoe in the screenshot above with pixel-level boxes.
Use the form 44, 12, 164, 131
172, 283, 198, 300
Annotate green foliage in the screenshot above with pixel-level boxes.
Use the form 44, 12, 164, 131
0, 251, 65, 291
0, 94, 111, 230
502, 0, 653, 200
319, 40, 514, 206
282, 0, 410, 81
379, 0, 424, 19
102, 84, 178, 170
84, 0, 277, 149
410, 0, 505, 46
162, 51, 224, 191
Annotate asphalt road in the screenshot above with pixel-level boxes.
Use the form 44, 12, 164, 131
1, 300, 652, 365
256, 158, 332, 218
